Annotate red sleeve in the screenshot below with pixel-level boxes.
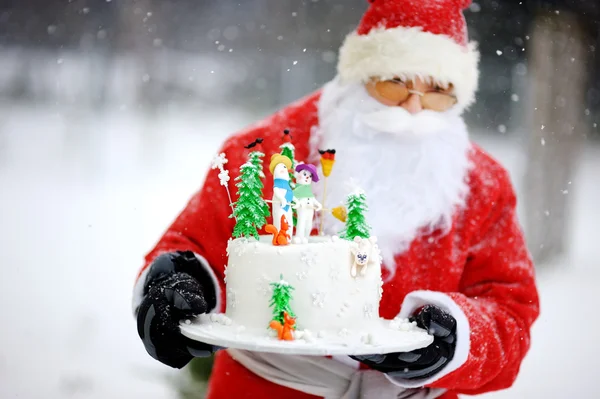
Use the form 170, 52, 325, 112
435, 170, 540, 394
391, 167, 540, 394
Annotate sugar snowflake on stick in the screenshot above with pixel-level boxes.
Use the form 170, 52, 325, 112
211, 152, 229, 171
211, 152, 235, 215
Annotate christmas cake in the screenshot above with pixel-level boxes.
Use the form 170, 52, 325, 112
224, 234, 383, 339
179, 134, 433, 355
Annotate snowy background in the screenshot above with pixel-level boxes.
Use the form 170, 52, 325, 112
1, 1, 599, 398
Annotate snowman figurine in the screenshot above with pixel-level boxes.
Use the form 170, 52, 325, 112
270, 154, 294, 239
292, 163, 322, 244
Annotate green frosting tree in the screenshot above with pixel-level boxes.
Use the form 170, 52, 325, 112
280, 143, 296, 182
248, 151, 270, 219
340, 189, 371, 240
269, 275, 295, 326
231, 157, 270, 240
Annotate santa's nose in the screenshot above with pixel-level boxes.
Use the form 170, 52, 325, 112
401, 93, 423, 114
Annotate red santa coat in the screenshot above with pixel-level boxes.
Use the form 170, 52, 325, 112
134, 91, 540, 399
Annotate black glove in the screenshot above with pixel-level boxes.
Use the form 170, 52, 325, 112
136, 251, 219, 368
352, 305, 457, 380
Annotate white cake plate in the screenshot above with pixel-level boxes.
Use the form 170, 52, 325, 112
180, 314, 434, 356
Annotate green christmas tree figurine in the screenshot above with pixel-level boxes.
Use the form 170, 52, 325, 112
231, 155, 270, 240
269, 275, 296, 326
280, 129, 296, 183
248, 151, 270, 219
340, 189, 371, 240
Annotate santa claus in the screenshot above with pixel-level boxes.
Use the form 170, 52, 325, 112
134, 1, 540, 398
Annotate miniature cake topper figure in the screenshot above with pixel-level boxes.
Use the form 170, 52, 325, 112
340, 188, 371, 241
280, 129, 297, 186
318, 149, 336, 234
265, 215, 291, 246
270, 153, 294, 239
292, 163, 322, 244
349, 236, 380, 277
231, 150, 270, 240
211, 152, 234, 216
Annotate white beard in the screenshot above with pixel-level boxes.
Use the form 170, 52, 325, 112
310, 77, 472, 275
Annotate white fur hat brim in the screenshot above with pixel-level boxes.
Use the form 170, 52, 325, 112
337, 26, 480, 109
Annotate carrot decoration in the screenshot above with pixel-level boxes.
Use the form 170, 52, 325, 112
318, 149, 336, 234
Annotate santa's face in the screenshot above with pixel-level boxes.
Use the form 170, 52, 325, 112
273, 163, 290, 180
312, 77, 471, 273
364, 76, 457, 114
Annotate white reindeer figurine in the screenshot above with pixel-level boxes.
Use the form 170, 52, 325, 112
349, 236, 380, 277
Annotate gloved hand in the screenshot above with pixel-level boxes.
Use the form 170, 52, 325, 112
352, 305, 457, 380
137, 251, 219, 368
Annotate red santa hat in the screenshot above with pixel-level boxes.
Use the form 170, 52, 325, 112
338, 0, 480, 109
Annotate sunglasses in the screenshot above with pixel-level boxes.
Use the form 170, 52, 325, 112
369, 78, 458, 112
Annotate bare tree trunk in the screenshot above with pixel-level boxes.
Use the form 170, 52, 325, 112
525, 10, 589, 264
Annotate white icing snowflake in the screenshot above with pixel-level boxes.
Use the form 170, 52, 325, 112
226, 288, 237, 309
256, 275, 273, 297
337, 305, 348, 318
338, 328, 350, 337
211, 152, 229, 170
218, 169, 230, 186
311, 291, 327, 308
300, 250, 317, 268
363, 304, 375, 319
329, 264, 341, 281
296, 270, 308, 281
232, 240, 248, 257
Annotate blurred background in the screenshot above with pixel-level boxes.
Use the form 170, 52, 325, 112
0, 0, 598, 398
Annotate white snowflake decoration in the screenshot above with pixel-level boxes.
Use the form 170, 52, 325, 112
363, 304, 375, 319
296, 269, 308, 281
218, 169, 230, 186
300, 250, 317, 268
231, 239, 248, 257
211, 152, 229, 170
256, 274, 273, 297
311, 291, 327, 308
329, 264, 341, 281
226, 288, 237, 309
337, 301, 351, 317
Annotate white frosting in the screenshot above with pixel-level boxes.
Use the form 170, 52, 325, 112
225, 236, 382, 333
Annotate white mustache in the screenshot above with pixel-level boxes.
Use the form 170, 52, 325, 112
357, 107, 448, 138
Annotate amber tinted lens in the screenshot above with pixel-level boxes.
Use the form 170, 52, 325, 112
374, 80, 410, 103
422, 92, 457, 111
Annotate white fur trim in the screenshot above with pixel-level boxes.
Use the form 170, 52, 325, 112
386, 290, 470, 388
338, 27, 480, 110
131, 253, 223, 315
